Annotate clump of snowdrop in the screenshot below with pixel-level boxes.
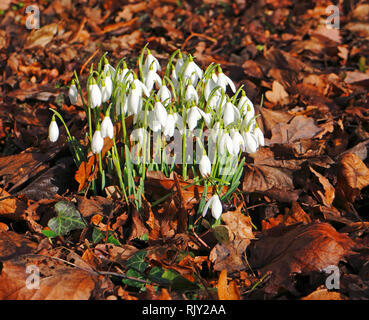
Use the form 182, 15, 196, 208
49, 46, 264, 218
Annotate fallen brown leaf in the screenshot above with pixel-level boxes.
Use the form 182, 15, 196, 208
217, 269, 240, 300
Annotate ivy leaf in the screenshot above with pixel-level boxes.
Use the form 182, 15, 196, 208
126, 250, 149, 273
48, 201, 86, 236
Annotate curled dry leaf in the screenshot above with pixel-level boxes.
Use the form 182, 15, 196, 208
210, 208, 254, 273
248, 222, 354, 294
309, 166, 335, 207
0, 231, 38, 262
217, 269, 240, 300
0, 254, 98, 300
336, 153, 369, 203
301, 287, 347, 300
265, 80, 289, 106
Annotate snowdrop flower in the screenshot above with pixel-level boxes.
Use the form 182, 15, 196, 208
157, 82, 172, 105
202, 195, 222, 220
127, 85, 143, 116
91, 130, 104, 154
199, 154, 212, 178
223, 101, 240, 127
88, 78, 102, 109
230, 129, 245, 154
145, 68, 162, 93
198, 109, 212, 128
218, 132, 234, 156
184, 82, 198, 104
187, 106, 202, 130
118, 62, 134, 84
243, 131, 258, 154
210, 122, 223, 144
133, 78, 150, 97
163, 113, 176, 137
238, 92, 254, 117
171, 66, 179, 91
100, 73, 113, 103
101, 115, 114, 139
175, 113, 185, 135
68, 80, 78, 104
253, 124, 264, 147
174, 54, 184, 78
143, 50, 161, 76
148, 110, 162, 132
115, 90, 128, 116
131, 127, 147, 146
153, 101, 168, 128
217, 68, 236, 93
204, 76, 219, 101
183, 57, 203, 85
48, 117, 59, 143
102, 57, 116, 78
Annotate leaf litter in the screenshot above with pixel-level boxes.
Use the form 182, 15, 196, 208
0, 0, 368, 300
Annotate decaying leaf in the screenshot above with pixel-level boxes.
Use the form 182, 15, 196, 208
248, 222, 354, 294
336, 153, 369, 203
217, 269, 240, 300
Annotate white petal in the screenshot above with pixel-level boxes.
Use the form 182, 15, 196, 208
92, 130, 104, 154
48, 120, 59, 143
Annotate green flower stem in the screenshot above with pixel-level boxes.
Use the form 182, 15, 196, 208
112, 138, 129, 204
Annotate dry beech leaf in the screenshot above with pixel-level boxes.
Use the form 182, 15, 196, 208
0, 254, 97, 300
248, 222, 354, 294
301, 287, 347, 300
210, 207, 254, 273
309, 166, 335, 207
268, 115, 322, 145
25, 23, 58, 49
0, 231, 38, 262
265, 81, 289, 105
336, 153, 369, 203
217, 269, 240, 300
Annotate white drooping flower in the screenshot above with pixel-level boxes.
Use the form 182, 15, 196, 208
163, 113, 176, 137
88, 79, 102, 109
148, 110, 162, 132
118, 63, 134, 84
243, 131, 258, 154
217, 69, 236, 93
102, 57, 116, 79
145, 69, 162, 93
223, 101, 240, 127
68, 81, 78, 104
238, 92, 254, 117
210, 121, 223, 144
198, 109, 212, 128
158, 82, 172, 105
127, 87, 143, 116
101, 115, 114, 139
202, 195, 222, 220
115, 89, 128, 116
230, 129, 245, 155
153, 101, 168, 129
48, 118, 59, 143
199, 154, 212, 178
143, 50, 161, 76
133, 78, 150, 97
218, 132, 235, 156
131, 127, 147, 146
204, 77, 219, 101
184, 83, 198, 104
91, 130, 104, 154
174, 112, 185, 135
253, 125, 264, 147
183, 59, 203, 85
174, 55, 184, 78
187, 106, 202, 130
100, 74, 113, 103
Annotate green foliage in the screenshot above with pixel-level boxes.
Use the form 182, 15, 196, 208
47, 201, 86, 236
